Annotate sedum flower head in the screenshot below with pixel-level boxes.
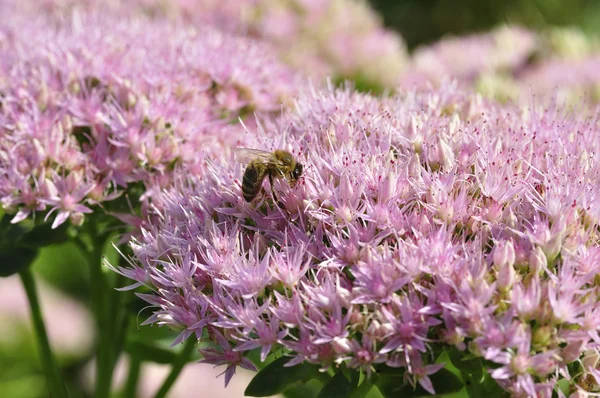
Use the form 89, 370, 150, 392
403, 24, 600, 106
0, 4, 299, 229
402, 25, 536, 88
118, 82, 600, 394
11, 0, 408, 93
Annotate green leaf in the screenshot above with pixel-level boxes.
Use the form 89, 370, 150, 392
283, 380, 323, 398
245, 347, 279, 371
346, 372, 379, 398
19, 222, 70, 249
555, 379, 570, 396
448, 347, 484, 380
375, 367, 405, 398
0, 216, 33, 249
317, 371, 353, 398
445, 349, 507, 398
245, 356, 323, 397
0, 214, 69, 277
377, 368, 463, 398
0, 247, 38, 277
124, 339, 177, 364
464, 372, 507, 398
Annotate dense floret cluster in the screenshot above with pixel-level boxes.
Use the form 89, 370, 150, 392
405, 25, 600, 105
403, 26, 537, 88
117, 83, 600, 396
7, 0, 407, 92
0, 6, 299, 228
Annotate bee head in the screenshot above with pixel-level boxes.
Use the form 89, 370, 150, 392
291, 163, 303, 181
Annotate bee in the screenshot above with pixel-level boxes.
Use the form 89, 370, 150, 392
233, 148, 304, 202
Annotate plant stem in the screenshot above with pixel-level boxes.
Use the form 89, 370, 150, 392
76, 233, 115, 398
89, 242, 114, 398
109, 273, 130, 366
122, 356, 142, 398
153, 337, 197, 398
19, 268, 68, 398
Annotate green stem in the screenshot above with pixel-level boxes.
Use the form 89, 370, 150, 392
109, 273, 129, 359
19, 269, 68, 398
90, 243, 114, 398
122, 356, 142, 398
76, 234, 114, 398
153, 337, 197, 398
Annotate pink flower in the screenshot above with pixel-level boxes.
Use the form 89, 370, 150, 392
115, 82, 600, 393
199, 330, 257, 387
1, 3, 300, 230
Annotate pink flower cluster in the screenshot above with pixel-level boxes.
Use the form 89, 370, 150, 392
516, 55, 600, 104
0, 5, 298, 229
402, 26, 537, 88
8, 0, 408, 92
118, 82, 600, 396
404, 25, 600, 105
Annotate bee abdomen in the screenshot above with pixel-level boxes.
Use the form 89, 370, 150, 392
242, 165, 265, 202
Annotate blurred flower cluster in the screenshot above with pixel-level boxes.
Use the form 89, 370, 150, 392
404, 25, 600, 105
167, 0, 408, 91
117, 81, 600, 396
402, 26, 537, 88
9, 0, 408, 93
0, 3, 299, 229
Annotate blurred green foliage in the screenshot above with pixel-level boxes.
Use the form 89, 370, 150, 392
369, 0, 600, 49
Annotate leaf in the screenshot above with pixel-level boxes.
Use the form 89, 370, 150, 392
0, 216, 33, 249
375, 367, 405, 398
19, 222, 70, 249
245, 356, 323, 397
445, 349, 507, 398
0, 247, 38, 277
282, 380, 322, 398
447, 347, 484, 380
245, 347, 279, 371
465, 372, 508, 398
317, 371, 353, 398
0, 215, 69, 277
377, 368, 463, 398
125, 339, 177, 364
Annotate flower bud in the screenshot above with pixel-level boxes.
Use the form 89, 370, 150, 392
437, 201, 454, 223
532, 325, 554, 349
70, 212, 85, 227
542, 234, 563, 263
332, 337, 352, 355
438, 137, 455, 170
494, 240, 516, 269
496, 263, 517, 292
484, 200, 503, 223
378, 172, 397, 203
529, 246, 547, 275
408, 154, 422, 180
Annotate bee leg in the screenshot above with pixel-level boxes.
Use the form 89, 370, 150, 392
268, 174, 286, 208
268, 173, 278, 203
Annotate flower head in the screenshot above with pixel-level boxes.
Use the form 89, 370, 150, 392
117, 81, 600, 392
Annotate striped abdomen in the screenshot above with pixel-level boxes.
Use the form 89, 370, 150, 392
242, 162, 267, 202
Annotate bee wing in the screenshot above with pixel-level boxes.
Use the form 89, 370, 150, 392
233, 148, 282, 165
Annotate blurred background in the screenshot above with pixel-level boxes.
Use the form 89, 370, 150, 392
370, 0, 600, 49
1, 0, 599, 397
